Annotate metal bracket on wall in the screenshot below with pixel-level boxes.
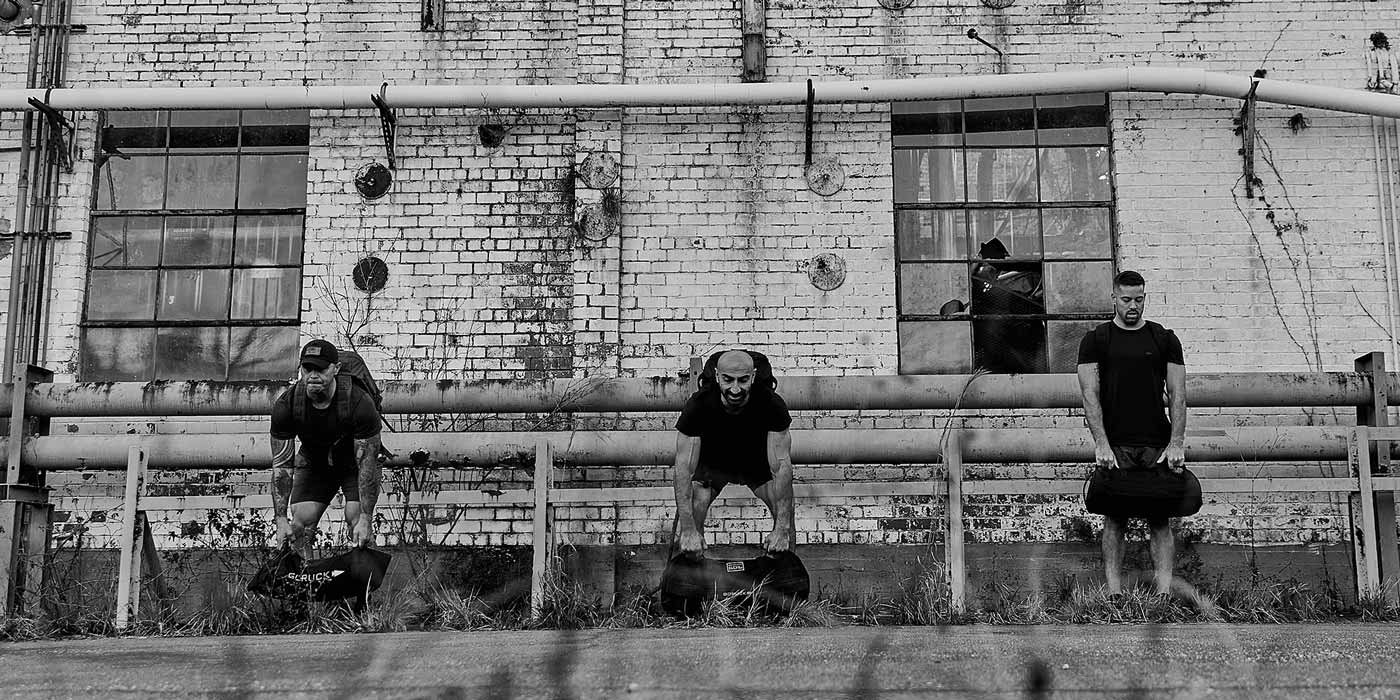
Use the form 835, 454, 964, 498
1241, 76, 1261, 198
0, 231, 71, 241
804, 78, 815, 168
26, 95, 73, 173
370, 83, 398, 171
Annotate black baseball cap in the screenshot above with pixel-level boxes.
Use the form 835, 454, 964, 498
299, 339, 339, 370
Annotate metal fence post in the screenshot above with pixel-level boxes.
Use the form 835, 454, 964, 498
115, 446, 148, 632
1351, 427, 1382, 600
1355, 352, 1398, 601
944, 424, 965, 615
529, 438, 555, 620
0, 363, 52, 615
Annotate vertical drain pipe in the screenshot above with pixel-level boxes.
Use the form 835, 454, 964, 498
2, 0, 44, 382
1373, 115, 1400, 366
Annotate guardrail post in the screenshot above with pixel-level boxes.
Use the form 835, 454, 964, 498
944, 423, 965, 615
529, 437, 555, 620
1350, 427, 1382, 600
0, 363, 52, 615
1355, 352, 1398, 601
115, 445, 149, 632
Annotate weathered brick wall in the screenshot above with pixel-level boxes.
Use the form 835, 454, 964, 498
0, 0, 1394, 558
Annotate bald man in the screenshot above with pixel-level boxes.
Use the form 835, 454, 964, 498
673, 349, 795, 557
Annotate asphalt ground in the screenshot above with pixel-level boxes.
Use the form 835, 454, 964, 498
4, 623, 1399, 699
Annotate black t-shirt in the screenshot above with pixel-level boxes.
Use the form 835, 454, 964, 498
270, 381, 381, 470
1077, 321, 1184, 448
675, 390, 793, 480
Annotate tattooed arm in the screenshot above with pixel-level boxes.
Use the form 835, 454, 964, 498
352, 435, 382, 548
270, 437, 295, 547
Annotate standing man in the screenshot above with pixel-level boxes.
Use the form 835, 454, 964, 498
270, 339, 383, 555
1077, 271, 1186, 595
674, 349, 795, 557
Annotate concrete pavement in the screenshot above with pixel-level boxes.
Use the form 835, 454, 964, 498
4, 623, 1400, 698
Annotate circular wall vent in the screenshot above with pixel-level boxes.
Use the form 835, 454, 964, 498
353, 256, 389, 293
808, 253, 847, 291
354, 162, 393, 200
805, 158, 846, 197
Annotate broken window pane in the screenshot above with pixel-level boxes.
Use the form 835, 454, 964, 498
91, 217, 162, 268
235, 214, 304, 266
1039, 146, 1110, 202
970, 209, 1040, 259
238, 154, 308, 209
231, 268, 300, 320
1042, 207, 1111, 258
159, 269, 231, 321
970, 262, 1044, 316
81, 327, 154, 381
166, 155, 237, 209
899, 263, 969, 316
966, 148, 1038, 203
1044, 261, 1115, 314
155, 326, 229, 380
899, 321, 972, 374
894, 149, 964, 204
94, 156, 166, 210
86, 269, 157, 321
974, 317, 1048, 373
163, 215, 235, 266
896, 209, 966, 261
229, 326, 300, 380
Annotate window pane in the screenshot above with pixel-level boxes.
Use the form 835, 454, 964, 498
899, 263, 970, 316
232, 268, 300, 320
964, 97, 1034, 146
86, 269, 157, 320
970, 262, 1044, 315
899, 321, 972, 374
1043, 207, 1111, 258
236, 214, 304, 265
242, 109, 311, 148
159, 269, 231, 321
966, 148, 1038, 202
1036, 94, 1108, 145
90, 217, 162, 268
169, 110, 238, 149
974, 317, 1047, 373
101, 111, 167, 152
163, 215, 235, 266
896, 210, 966, 261
238, 154, 308, 209
229, 326, 300, 380
1039, 146, 1110, 202
94, 156, 166, 210
155, 326, 229, 380
1047, 320, 1101, 373
892, 101, 961, 147
166, 155, 237, 209
970, 209, 1040, 259
80, 327, 154, 381
894, 149, 964, 204
1044, 260, 1115, 314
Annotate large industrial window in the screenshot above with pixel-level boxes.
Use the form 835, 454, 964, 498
82, 110, 309, 381
893, 94, 1115, 374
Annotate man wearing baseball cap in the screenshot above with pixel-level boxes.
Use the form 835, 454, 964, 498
269, 339, 383, 556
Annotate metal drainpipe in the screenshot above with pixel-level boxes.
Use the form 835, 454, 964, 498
2, 1, 45, 383
1373, 115, 1399, 366
30, 0, 71, 367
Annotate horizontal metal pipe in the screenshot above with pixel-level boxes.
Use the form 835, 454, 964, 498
7, 426, 1349, 470
1, 69, 1399, 118
0, 372, 1388, 418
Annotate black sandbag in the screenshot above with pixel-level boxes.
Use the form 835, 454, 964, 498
660, 550, 810, 616
1084, 466, 1203, 519
248, 546, 392, 603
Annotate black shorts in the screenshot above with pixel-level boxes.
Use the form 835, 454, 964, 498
1112, 445, 1164, 471
692, 463, 773, 492
290, 466, 360, 505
